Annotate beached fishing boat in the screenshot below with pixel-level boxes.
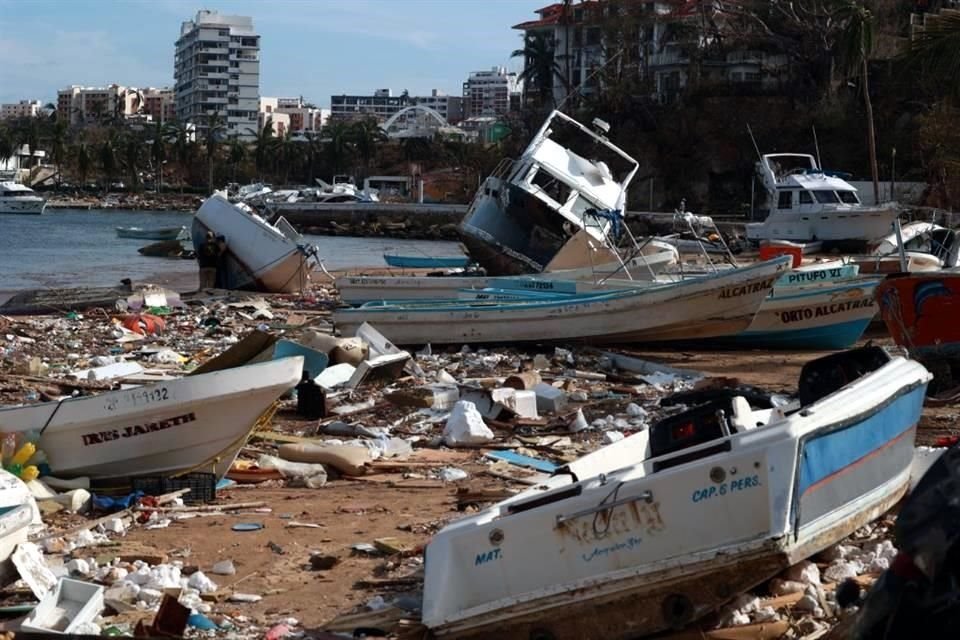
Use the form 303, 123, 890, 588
0, 357, 303, 481
191, 194, 316, 293
422, 346, 931, 639
724, 277, 880, 349
334, 256, 791, 345
746, 153, 899, 244
337, 241, 679, 306
877, 272, 960, 375
382, 254, 472, 269
116, 226, 187, 241
459, 110, 639, 276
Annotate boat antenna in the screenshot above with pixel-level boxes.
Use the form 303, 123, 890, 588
746, 123, 763, 164
812, 125, 823, 170
556, 48, 625, 113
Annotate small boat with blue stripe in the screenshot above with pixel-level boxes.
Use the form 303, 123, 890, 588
422, 347, 931, 639
382, 253, 473, 269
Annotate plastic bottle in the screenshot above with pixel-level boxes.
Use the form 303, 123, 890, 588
10, 443, 36, 467
19, 466, 39, 482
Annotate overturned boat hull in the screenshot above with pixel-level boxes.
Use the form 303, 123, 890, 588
423, 348, 930, 638
192, 195, 312, 293
334, 257, 791, 345
0, 358, 302, 481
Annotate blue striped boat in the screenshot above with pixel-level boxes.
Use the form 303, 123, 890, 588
383, 254, 472, 269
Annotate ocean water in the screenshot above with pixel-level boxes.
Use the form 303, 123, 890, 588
0, 209, 466, 292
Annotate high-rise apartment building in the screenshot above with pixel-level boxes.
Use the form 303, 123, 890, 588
174, 10, 260, 140
462, 67, 521, 118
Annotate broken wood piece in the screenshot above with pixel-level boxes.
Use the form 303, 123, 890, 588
136, 501, 266, 513
662, 620, 790, 640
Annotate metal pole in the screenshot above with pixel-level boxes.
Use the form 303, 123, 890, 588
894, 217, 908, 272
891, 147, 897, 203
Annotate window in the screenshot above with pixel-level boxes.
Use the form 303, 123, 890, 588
777, 191, 793, 209
530, 169, 571, 206
812, 190, 840, 204
799, 191, 813, 205
837, 191, 859, 204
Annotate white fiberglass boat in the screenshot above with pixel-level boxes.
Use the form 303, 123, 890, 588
423, 347, 931, 639
0, 357, 302, 481
0, 182, 46, 215
191, 194, 316, 293
746, 153, 899, 244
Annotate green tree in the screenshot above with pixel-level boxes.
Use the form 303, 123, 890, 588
321, 121, 353, 173
46, 119, 70, 188
247, 117, 277, 180
122, 131, 143, 191
227, 137, 248, 183
901, 8, 960, 101
273, 130, 300, 185
836, 1, 879, 203
150, 121, 167, 193
198, 111, 227, 194
301, 130, 323, 183
164, 120, 196, 191
99, 129, 122, 193
0, 126, 14, 166
512, 32, 566, 109
350, 118, 386, 174
73, 139, 93, 188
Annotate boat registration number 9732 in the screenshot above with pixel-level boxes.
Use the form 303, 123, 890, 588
105, 387, 171, 412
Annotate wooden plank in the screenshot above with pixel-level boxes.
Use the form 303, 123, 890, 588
663, 621, 790, 640
758, 591, 806, 609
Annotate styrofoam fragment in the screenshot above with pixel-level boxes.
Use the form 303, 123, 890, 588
785, 560, 821, 586
66, 558, 91, 576
145, 564, 181, 590
823, 560, 864, 583
187, 570, 218, 594
753, 606, 779, 622
443, 401, 494, 446
138, 588, 163, 605
212, 560, 236, 576
626, 403, 646, 417
794, 594, 820, 612
603, 431, 625, 444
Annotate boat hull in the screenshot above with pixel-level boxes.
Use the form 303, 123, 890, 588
746, 204, 899, 243
0, 358, 302, 481
117, 227, 185, 241
383, 254, 471, 269
0, 197, 46, 215
334, 258, 792, 345
876, 273, 960, 362
192, 195, 311, 293
423, 354, 930, 639
727, 278, 880, 349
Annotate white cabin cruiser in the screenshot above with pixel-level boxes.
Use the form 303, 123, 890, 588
191, 194, 317, 293
459, 110, 639, 276
423, 347, 930, 639
746, 153, 899, 244
0, 181, 46, 215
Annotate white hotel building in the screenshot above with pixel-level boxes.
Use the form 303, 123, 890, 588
174, 10, 260, 140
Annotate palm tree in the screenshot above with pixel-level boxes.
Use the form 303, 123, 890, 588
350, 118, 386, 175
73, 139, 93, 188
197, 111, 227, 194
46, 119, 70, 188
227, 137, 247, 183
99, 129, 121, 194
122, 132, 143, 191
247, 117, 276, 180
512, 32, 565, 109
150, 121, 167, 193
301, 130, 322, 183
164, 120, 196, 191
273, 130, 300, 185
0, 127, 14, 167
901, 8, 960, 101
321, 121, 352, 173
836, 1, 879, 203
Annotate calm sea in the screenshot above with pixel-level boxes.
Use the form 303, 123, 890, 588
0, 209, 465, 292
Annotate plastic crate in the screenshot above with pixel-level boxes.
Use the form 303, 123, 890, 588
131, 472, 217, 503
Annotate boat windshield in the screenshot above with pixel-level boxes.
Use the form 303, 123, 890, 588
837, 190, 859, 204
812, 190, 841, 204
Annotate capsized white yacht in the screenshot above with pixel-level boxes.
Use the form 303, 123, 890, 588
458, 110, 639, 276
0, 181, 46, 215
746, 153, 898, 244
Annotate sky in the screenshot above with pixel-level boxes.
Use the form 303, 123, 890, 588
0, 0, 546, 107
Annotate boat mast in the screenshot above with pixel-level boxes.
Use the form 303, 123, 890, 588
812, 125, 823, 171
